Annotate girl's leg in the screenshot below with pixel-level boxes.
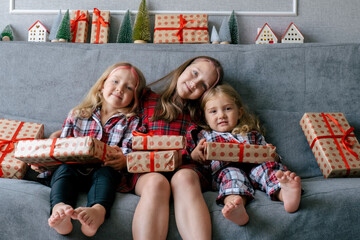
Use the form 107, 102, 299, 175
49, 164, 79, 235
133, 173, 170, 240
72, 166, 120, 237
171, 168, 211, 240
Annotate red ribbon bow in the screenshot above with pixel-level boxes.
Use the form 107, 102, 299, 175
228, 140, 247, 162
70, 10, 88, 42
132, 131, 155, 150
92, 8, 109, 43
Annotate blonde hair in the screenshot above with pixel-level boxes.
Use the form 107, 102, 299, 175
148, 56, 223, 123
72, 62, 146, 119
200, 83, 263, 135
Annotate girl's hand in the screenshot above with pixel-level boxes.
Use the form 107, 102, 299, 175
30, 164, 47, 173
191, 139, 210, 165
49, 130, 62, 139
104, 145, 127, 171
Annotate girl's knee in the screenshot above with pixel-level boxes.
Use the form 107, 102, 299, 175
137, 173, 170, 195
171, 169, 199, 188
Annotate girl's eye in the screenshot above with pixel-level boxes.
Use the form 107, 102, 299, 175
210, 110, 216, 114
192, 70, 198, 77
127, 86, 133, 91
226, 107, 232, 111
113, 80, 119, 84
202, 83, 208, 90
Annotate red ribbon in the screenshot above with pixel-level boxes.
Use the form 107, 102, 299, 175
92, 8, 109, 44
154, 14, 208, 43
150, 151, 155, 172
71, 10, 88, 43
228, 140, 246, 162
132, 131, 155, 150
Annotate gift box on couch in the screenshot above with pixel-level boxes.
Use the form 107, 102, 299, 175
0, 119, 44, 179
300, 112, 360, 178
204, 142, 278, 164
14, 136, 116, 170
70, 10, 89, 43
132, 131, 186, 150
153, 14, 209, 44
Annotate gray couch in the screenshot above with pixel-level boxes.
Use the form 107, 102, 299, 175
1, 42, 360, 240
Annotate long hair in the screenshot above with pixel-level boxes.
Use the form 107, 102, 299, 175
148, 56, 223, 123
71, 62, 146, 119
200, 83, 264, 135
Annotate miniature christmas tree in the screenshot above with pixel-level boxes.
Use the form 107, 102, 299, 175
116, 9, 133, 43
49, 10, 62, 42
210, 26, 220, 44
56, 9, 71, 42
133, 0, 151, 43
228, 10, 239, 44
219, 17, 231, 44
1, 25, 14, 41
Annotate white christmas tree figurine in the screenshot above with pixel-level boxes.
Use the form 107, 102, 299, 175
219, 17, 231, 44
211, 26, 220, 44
49, 10, 62, 42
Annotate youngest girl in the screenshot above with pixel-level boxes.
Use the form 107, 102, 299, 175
47, 62, 146, 236
189, 83, 302, 226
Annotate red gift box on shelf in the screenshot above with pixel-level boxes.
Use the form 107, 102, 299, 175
127, 150, 182, 173
90, 8, 110, 44
0, 119, 44, 179
153, 14, 209, 44
300, 113, 360, 178
15, 136, 116, 171
204, 142, 277, 164
70, 10, 89, 43
132, 131, 186, 150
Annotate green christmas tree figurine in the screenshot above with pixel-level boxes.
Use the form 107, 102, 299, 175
228, 10, 239, 44
219, 17, 231, 44
117, 9, 133, 43
49, 10, 62, 42
133, 0, 151, 43
1, 25, 14, 41
56, 9, 71, 42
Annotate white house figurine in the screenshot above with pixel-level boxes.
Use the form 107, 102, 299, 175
255, 23, 278, 44
28, 20, 49, 42
281, 22, 304, 43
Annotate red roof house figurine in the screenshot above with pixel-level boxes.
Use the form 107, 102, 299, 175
255, 23, 278, 44
281, 22, 304, 43
28, 20, 49, 42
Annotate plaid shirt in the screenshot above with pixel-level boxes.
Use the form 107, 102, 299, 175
61, 108, 140, 155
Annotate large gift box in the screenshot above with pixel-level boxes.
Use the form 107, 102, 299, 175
300, 113, 360, 178
127, 150, 182, 173
132, 131, 186, 150
70, 10, 89, 43
153, 14, 209, 44
15, 136, 116, 170
0, 119, 44, 179
204, 142, 277, 164
90, 8, 110, 44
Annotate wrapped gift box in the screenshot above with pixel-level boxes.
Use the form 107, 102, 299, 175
127, 150, 182, 173
70, 10, 89, 43
90, 8, 110, 44
132, 132, 186, 150
0, 119, 44, 179
300, 112, 360, 178
204, 142, 277, 164
15, 136, 116, 170
154, 14, 209, 44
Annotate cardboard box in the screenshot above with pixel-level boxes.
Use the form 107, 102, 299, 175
15, 136, 116, 171
154, 14, 209, 44
0, 119, 44, 179
70, 10, 89, 43
300, 112, 360, 178
132, 132, 186, 150
204, 142, 277, 164
90, 8, 110, 44
127, 150, 182, 173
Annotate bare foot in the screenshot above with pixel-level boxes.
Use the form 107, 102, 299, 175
48, 203, 74, 235
222, 195, 249, 226
275, 170, 302, 213
72, 204, 106, 237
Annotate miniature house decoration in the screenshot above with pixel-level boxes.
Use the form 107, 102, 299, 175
281, 22, 304, 43
28, 20, 49, 42
255, 23, 278, 44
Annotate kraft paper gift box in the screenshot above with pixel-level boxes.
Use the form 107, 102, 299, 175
204, 142, 277, 164
132, 132, 186, 150
127, 150, 182, 173
90, 8, 110, 44
0, 119, 44, 179
70, 10, 89, 43
300, 112, 360, 178
153, 14, 209, 44
15, 136, 116, 171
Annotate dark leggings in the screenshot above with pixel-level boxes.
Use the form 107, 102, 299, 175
50, 164, 121, 218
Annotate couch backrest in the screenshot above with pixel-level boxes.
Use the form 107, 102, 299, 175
0, 42, 359, 178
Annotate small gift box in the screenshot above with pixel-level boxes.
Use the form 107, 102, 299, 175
15, 136, 116, 171
0, 119, 44, 179
300, 113, 360, 178
70, 10, 89, 43
90, 8, 110, 44
127, 150, 182, 173
132, 131, 186, 150
153, 14, 209, 44
204, 142, 277, 164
